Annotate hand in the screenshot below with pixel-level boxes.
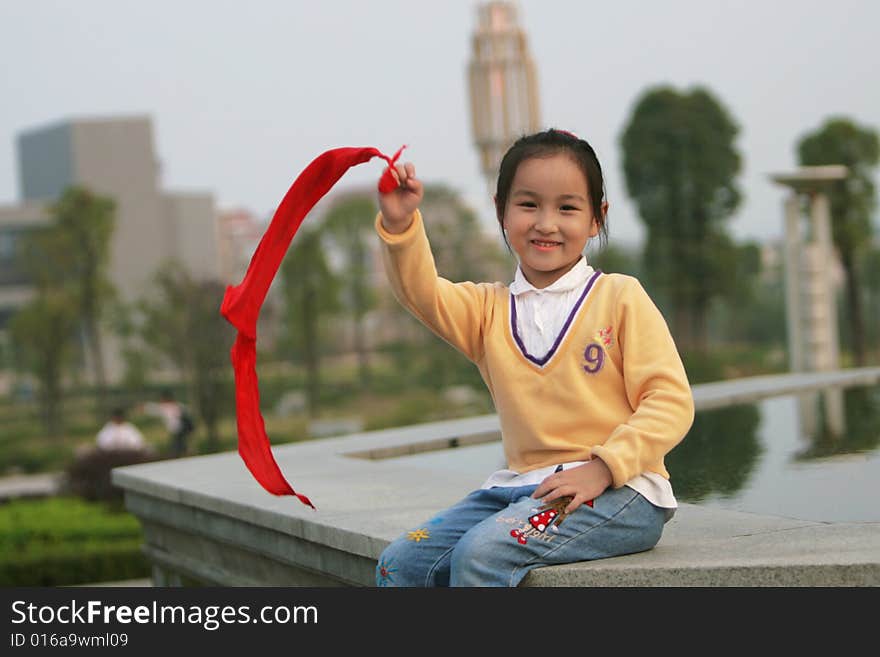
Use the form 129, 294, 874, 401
532, 459, 613, 515
378, 161, 423, 232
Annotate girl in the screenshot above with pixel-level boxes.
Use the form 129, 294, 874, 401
374, 129, 694, 587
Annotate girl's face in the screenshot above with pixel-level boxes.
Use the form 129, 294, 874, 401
502, 153, 599, 289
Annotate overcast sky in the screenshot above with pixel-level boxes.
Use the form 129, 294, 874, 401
1, 0, 878, 249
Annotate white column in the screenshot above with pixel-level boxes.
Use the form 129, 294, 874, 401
811, 191, 845, 436
811, 193, 840, 371
783, 194, 803, 372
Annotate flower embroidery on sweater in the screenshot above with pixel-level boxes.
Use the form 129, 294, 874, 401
595, 325, 614, 349
583, 326, 614, 375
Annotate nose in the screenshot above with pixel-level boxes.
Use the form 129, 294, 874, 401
534, 210, 557, 234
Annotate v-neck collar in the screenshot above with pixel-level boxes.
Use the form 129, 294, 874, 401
509, 269, 603, 368
509, 256, 592, 296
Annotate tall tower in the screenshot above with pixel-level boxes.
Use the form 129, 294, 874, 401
468, 2, 541, 194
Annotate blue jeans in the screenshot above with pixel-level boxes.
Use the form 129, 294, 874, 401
376, 484, 667, 587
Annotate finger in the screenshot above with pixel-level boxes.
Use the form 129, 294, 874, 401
539, 488, 567, 504
532, 474, 560, 498
564, 497, 582, 515
394, 163, 408, 187
532, 481, 553, 499
406, 176, 423, 195
404, 161, 416, 181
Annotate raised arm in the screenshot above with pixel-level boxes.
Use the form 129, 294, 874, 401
376, 162, 492, 363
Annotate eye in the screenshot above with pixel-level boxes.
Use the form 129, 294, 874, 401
560, 205, 579, 212
518, 201, 537, 209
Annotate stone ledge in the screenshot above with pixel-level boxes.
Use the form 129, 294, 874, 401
113, 368, 880, 587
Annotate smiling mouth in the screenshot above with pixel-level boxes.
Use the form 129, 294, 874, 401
531, 239, 561, 248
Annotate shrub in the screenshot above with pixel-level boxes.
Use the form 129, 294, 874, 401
61, 447, 160, 503
0, 538, 149, 586
0, 497, 149, 586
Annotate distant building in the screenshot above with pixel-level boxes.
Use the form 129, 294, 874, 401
0, 115, 220, 382
216, 208, 265, 286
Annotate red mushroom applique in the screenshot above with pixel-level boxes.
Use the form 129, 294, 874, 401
529, 508, 559, 533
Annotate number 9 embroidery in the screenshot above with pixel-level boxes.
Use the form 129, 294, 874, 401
583, 342, 605, 374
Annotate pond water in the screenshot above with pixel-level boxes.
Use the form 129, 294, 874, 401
387, 384, 880, 523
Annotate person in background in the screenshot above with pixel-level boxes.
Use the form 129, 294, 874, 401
96, 407, 145, 451
140, 390, 195, 458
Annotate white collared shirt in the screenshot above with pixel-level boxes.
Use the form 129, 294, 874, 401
509, 256, 596, 359
480, 256, 678, 511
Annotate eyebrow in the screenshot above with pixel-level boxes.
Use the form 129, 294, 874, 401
512, 189, 588, 202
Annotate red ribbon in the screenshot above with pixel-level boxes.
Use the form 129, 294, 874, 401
220, 145, 404, 508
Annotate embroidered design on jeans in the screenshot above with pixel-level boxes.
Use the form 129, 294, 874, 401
509, 523, 555, 545
407, 528, 430, 542
510, 528, 530, 544
509, 508, 560, 546
529, 508, 560, 532
376, 557, 397, 586
508, 496, 594, 545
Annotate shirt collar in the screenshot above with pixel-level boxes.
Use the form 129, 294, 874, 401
509, 256, 594, 296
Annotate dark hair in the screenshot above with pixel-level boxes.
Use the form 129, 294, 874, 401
495, 128, 608, 247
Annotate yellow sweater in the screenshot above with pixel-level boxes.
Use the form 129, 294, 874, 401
376, 210, 695, 489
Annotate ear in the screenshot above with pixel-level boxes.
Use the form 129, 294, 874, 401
589, 201, 608, 238
595, 201, 610, 235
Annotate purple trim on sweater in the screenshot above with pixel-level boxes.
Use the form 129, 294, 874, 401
510, 269, 603, 367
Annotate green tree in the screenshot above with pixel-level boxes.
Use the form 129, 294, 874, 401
589, 243, 641, 277
620, 86, 742, 349
188, 280, 235, 451
137, 264, 235, 450
322, 194, 379, 387
797, 118, 880, 366
705, 239, 766, 343
279, 227, 341, 416
23, 187, 118, 412
863, 245, 880, 356
8, 291, 78, 438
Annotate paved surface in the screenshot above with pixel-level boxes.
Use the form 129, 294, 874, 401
0, 472, 61, 501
